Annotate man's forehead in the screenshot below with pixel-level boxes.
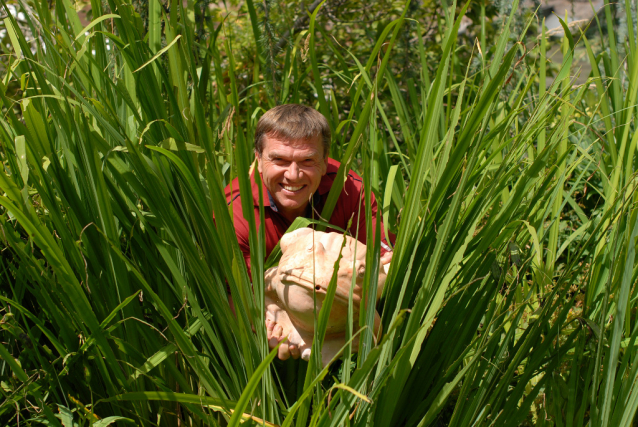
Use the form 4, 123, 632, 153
263, 134, 323, 155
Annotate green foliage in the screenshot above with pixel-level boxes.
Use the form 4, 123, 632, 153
0, 0, 637, 425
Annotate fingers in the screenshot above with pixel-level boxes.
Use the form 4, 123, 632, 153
268, 324, 284, 350
380, 251, 393, 265
301, 347, 311, 361
277, 342, 291, 360
381, 251, 392, 276
266, 317, 275, 341
263, 312, 301, 361
273, 324, 283, 339
269, 336, 280, 350
289, 344, 300, 359
266, 331, 303, 361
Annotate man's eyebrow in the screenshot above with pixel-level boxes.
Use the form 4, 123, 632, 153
267, 151, 286, 159
268, 151, 320, 159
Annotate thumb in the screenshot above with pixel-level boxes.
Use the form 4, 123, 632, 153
380, 251, 393, 265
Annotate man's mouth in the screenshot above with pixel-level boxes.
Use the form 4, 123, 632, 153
281, 184, 305, 193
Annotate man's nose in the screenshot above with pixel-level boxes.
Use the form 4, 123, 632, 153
285, 162, 302, 180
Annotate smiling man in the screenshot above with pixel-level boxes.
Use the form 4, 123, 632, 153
224, 104, 393, 358
256, 125, 327, 224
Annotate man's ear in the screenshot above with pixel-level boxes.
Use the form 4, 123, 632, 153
321, 156, 328, 175
256, 151, 263, 174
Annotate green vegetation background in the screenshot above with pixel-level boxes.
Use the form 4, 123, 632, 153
0, 0, 637, 425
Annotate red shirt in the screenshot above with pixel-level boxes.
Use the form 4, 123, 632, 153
224, 158, 393, 276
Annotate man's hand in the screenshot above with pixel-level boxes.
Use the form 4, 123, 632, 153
266, 312, 301, 360
381, 251, 392, 274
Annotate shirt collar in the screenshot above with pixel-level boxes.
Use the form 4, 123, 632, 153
250, 171, 273, 208
267, 188, 278, 212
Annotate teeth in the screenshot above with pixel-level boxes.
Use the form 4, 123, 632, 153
283, 185, 303, 192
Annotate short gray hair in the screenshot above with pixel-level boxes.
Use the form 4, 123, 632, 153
254, 104, 331, 158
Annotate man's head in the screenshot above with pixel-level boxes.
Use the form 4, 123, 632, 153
255, 105, 331, 222
254, 104, 331, 158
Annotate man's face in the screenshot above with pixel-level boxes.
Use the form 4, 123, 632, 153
257, 133, 327, 221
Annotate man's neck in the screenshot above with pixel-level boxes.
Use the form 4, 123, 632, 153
280, 202, 309, 224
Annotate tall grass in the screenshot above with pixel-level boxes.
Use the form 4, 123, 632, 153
0, 0, 636, 425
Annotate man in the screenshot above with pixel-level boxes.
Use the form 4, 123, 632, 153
225, 104, 393, 359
